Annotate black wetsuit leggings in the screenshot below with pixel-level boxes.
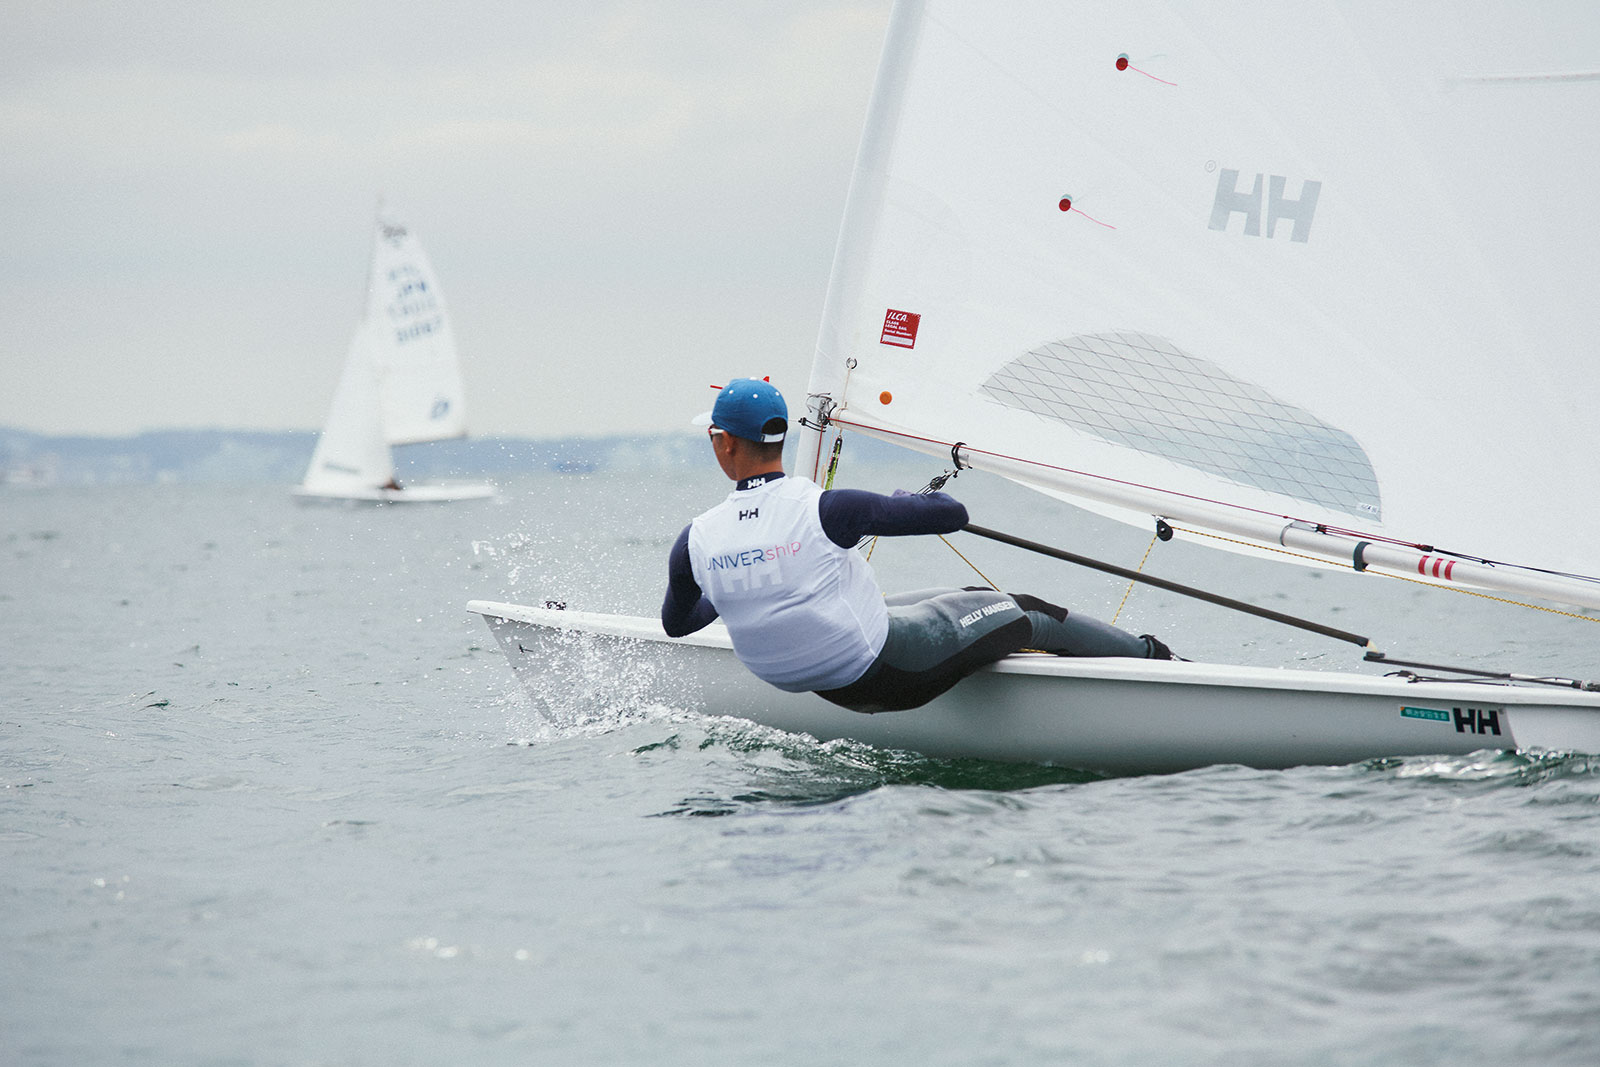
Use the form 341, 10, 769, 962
816, 587, 1153, 714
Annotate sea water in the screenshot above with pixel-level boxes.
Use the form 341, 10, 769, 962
4, 464, 1599, 1066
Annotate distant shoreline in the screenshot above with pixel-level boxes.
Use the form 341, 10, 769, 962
0, 426, 909, 487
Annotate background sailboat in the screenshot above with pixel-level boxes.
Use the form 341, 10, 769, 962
469, 1, 1600, 773
296, 213, 495, 503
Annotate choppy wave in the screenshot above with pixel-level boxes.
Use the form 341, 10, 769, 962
646, 717, 1105, 816
1364, 748, 1600, 787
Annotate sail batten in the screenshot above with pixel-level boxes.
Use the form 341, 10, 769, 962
803, 0, 1600, 605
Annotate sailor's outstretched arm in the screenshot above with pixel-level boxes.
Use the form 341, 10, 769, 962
661, 525, 719, 636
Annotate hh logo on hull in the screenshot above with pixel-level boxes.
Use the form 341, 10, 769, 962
1402, 705, 1504, 736
1209, 169, 1321, 243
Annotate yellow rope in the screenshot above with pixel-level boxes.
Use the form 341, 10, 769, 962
1365, 570, 1600, 621
936, 533, 1001, 590
1111, 529, 1160, 626
1171, 523, 1600, 624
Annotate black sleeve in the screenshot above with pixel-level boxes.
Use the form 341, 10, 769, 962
816, 489, 969, 548
660, 525, 720, 637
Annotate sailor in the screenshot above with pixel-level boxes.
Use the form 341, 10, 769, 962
660, 378, 1177, 713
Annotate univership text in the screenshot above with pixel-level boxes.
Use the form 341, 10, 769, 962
705, 541, 802, 592
707, 542, 802, 570
959, 600, 1017, 628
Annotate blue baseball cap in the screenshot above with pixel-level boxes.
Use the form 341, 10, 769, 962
704, 377, 788, 443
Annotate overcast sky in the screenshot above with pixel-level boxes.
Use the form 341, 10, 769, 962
1, 1, 891, 439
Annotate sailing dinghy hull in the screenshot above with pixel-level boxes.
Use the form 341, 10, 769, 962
293, 483, 494, 504
468, 602, 1600, 775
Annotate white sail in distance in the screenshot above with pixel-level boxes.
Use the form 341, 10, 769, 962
801, 0, 1600, 609
299, 213, 492, 501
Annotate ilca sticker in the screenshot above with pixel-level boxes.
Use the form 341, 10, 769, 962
880, 308, 920, 348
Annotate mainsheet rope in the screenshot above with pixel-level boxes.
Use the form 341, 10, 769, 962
1111, 529, 1160, 627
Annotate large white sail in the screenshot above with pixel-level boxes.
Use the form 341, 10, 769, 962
366, 216, 470, 446
801, 0, 1600, 608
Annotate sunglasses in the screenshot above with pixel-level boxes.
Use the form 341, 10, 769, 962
706, 426, 726, 439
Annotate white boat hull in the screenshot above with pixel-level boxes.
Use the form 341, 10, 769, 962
294, 483, 495, 504
467, 601, 1600, 775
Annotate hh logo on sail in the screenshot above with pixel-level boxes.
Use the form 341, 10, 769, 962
1209, 169, 1321, 243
